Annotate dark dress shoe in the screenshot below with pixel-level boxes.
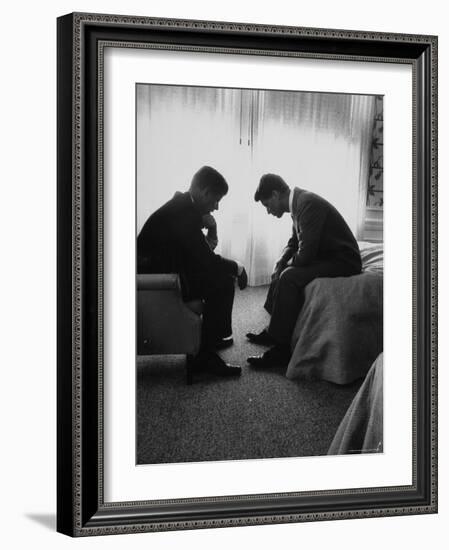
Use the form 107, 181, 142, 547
212, 337, 234, 351
247, 345, 290, 368
237, 267, 248, 290
211, 362, 241, 376
246, 329, 275, 346
196, 351, 241, 377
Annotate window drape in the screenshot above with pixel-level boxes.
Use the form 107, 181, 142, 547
137, 85, 375, 286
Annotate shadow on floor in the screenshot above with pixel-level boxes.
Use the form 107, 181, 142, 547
25, 513, 56, 531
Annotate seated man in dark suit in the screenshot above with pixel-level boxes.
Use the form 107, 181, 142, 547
247, 174, 362, 368
138, 165, 248, 376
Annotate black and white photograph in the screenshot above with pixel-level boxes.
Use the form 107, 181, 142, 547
135, 83, 384, 465
1, 0, 444, 545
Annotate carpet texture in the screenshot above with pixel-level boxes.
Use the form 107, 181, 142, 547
137, 285, 362, 464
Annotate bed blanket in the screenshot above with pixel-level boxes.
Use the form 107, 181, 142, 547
286, 247, 383, 384
328, 353, 383, 454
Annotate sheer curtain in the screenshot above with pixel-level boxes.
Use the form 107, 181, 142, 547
247, 90, 375, 284
137, 84, 252, 274
137, 84, 244, 232
137, 85, 375, 286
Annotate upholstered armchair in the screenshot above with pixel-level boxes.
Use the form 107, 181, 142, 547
137, 274, 203, 384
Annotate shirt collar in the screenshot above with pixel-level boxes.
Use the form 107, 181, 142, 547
288, 189, 293, 214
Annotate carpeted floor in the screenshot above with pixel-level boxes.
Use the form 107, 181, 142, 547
136, 285, 362, 464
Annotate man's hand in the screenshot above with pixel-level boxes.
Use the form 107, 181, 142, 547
271, 260, 286, 282
237, 267, 248, 290
202, 214, 218, 250
201, 214, 217, 230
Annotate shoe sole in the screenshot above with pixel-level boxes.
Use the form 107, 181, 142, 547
246, 336, 274, 346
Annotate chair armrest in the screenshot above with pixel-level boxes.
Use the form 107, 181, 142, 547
137, 273, 180, 291
137, 273, 202, 355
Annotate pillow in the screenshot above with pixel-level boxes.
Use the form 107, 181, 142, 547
358, 241, 383, 275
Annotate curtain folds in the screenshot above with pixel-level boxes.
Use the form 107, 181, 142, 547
137, 85, 375, 286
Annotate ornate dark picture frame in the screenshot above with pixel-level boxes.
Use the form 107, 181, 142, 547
57, 12, 437, 537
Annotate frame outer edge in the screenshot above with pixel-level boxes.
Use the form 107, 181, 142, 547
71, 11, 436, 44
58, 12, 438, 536
57, 13, 77, 537
430, 36, 438, 512
73, 11, 84, 536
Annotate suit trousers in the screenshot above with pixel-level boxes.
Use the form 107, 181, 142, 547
186, 273, 235, 350
265, 261, 360, 348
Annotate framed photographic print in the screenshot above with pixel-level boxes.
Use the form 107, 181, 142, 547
57, 12, 437, 536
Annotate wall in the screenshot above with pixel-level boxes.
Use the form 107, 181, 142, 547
1, 1, 446, 549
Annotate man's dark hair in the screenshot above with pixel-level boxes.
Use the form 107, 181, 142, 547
190, 166, 228, 195
254, 174, 289, 202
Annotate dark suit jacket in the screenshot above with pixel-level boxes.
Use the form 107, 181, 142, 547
280, 187, 362, 272
137, 191, 238, 299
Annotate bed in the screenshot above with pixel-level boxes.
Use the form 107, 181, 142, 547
285, 241, 383, 385
328, 353, 383, 454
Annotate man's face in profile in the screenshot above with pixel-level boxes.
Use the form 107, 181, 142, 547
261, 191, 283, 218
199, 188, 225, 215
